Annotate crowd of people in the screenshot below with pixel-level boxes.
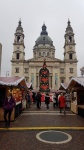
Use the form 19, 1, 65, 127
25, 91, 67, 114
3, 90, 67, 128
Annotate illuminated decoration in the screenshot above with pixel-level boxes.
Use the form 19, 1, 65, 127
39, 59, 50, 92
12, 88, 22, 102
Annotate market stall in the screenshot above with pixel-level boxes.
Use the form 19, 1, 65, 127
67, 77, 84, 117
0, 77, 27, 121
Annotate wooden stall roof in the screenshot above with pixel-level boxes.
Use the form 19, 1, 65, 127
67, 77, 84, 89
0, 77, 27, 88
26, 82, 32, 88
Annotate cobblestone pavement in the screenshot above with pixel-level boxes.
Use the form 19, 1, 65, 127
0, 102, 84, 150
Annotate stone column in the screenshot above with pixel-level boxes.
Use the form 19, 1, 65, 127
52, 67, 55, 89
29, 67, 31, 83
38, 76, 39, 89
33, 67, 36, 89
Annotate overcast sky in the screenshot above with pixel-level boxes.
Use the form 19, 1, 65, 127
0, 0, 84, 77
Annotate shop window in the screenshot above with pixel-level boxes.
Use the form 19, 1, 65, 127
16, 53, 19, 59
15, 68, 19, 73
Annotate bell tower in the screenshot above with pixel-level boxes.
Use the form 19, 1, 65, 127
11, 19, 25, 76
64, 19, 77, 62
63, 19, 78, 82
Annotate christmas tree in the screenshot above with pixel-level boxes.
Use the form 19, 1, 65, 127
39, 59, 50, 92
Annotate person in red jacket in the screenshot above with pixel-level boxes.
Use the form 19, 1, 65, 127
58, 93, 66, 114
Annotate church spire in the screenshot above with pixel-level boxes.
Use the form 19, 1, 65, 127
41, 24, 48, 35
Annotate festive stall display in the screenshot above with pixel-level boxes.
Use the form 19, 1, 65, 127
0, 77, 27, 121
12, 88, 22, 102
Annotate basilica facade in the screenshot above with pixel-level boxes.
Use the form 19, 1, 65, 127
11, 20, 78, 90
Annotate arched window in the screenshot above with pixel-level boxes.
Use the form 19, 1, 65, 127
34, 53, 36, 57
15, 68, 19, 73
17, 36, 20, 42
61, 78, 64, 83
60, 77, 64, 83
43, 52, 46, 57
47, 52, 49, 56
69, 36, 72, 43
39, 52, 41, 56
16, 53, 19, 59
69, 53, 73, 59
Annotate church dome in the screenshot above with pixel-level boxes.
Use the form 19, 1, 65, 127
35, 24, 53, 46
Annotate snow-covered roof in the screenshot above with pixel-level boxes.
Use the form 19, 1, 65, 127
0, 77, 27, 87
26, 82, 32, 88
67, 77, 84, 89
59, 83, 68, 90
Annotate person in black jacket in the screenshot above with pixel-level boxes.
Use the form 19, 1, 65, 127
36, 92, 42, 108
45, 93, 50, 110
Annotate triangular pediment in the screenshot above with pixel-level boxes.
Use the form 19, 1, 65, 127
26, 56, 62, 62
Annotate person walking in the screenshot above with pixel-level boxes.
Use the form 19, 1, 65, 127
58, 92, 66, 114
45, 93, 50, 110
52, 93, 58, 108
3, 92, 16, 128
32, 92, 36, 104
36, 92, 42, 108
26, 91, 31, 108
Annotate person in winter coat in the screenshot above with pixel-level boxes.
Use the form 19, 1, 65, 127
45, 93, 50, 110
3, 92, 16, 127
36, 92, 42, 108
26, 91, 31, 108
58, 93, 66, 114
52, 94, 57, 108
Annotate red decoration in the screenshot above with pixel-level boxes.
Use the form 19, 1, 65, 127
41, 78, 49, 82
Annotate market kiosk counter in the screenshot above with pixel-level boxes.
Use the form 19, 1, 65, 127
71, 101, 78, 114
78, 105, 84, 118
13, 101, 22, 120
